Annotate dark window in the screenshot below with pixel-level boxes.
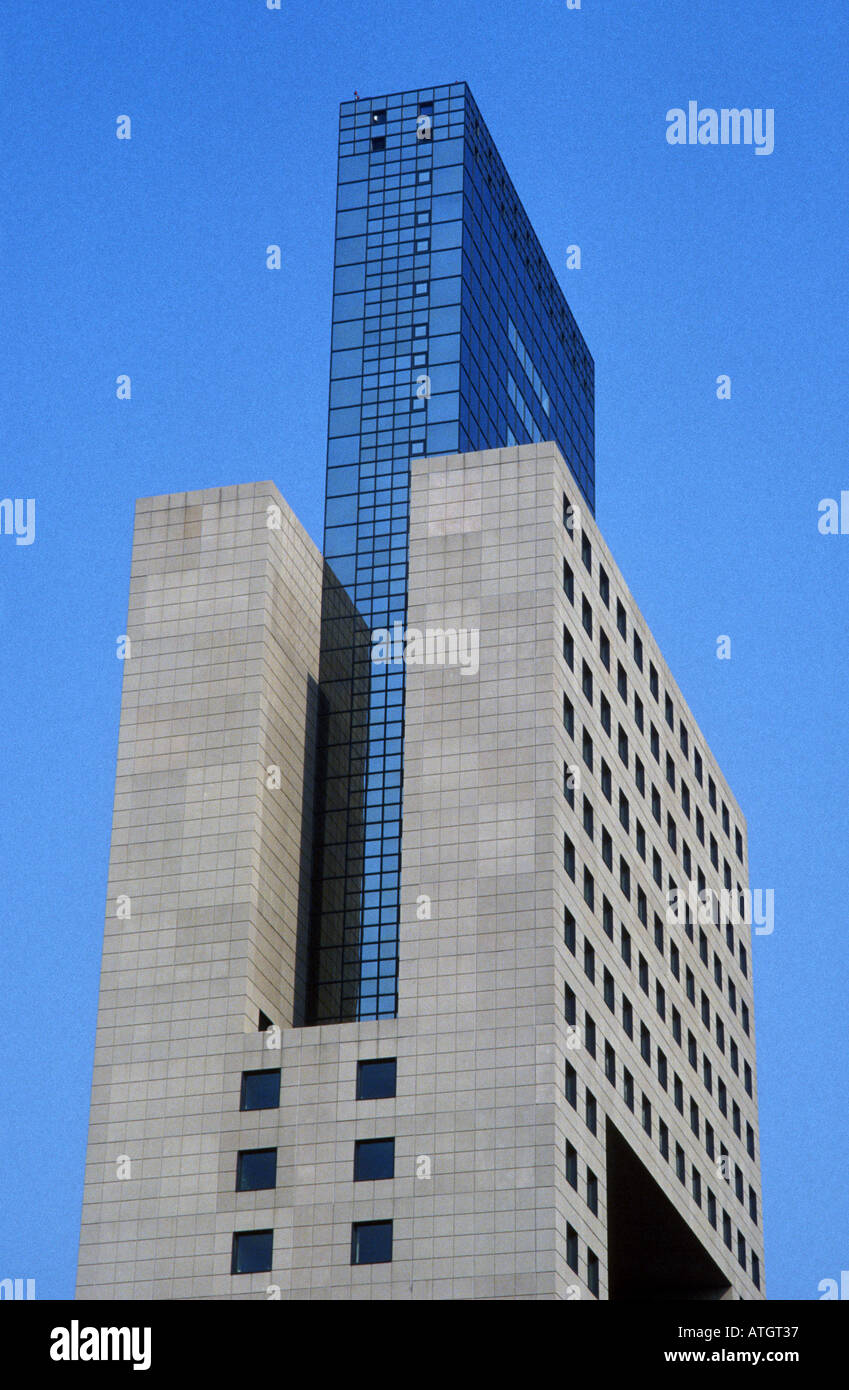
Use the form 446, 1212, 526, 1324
618, 725, 628, 766
656, 982, 666, 1021
659, 1120, 669, 1160
240, 1070, 280, 1112
665, 752, 675, 789
586, 1090, 597, 1134
582, 532, 592, 572
564, 833, 575, 879
351, 1220, 392, 1265
565, 1061, 577, 1107
564, 983, 577, 1026
694, 749, 703, 785
583, 868, 594, 910
564, 906, 576, 953
587, 1170, 599, 1215
562, 624, 574, 668
599, 629, 610, 670
563, 694, 574, 737
749, 1186, 758, 1224
622, 995, 633, 1039
599, 566, 610, 606
675, 1143, 686, 1182
692, 1167, 702, 1206
690, 1098, 699, 1137
582, 660, 593, 703
566, 1141, 578, 1188
635, 757, 645, 795
563, 558, 574, 601
657, 1048, 668, 1089
582, 596, 593, 636
616, 598, 627, 638
673, 1074, 683, 1112
649, 663, 659, 700
672, 1007, 682, 1044
680, 723, 689, 756
583, 942, 595, 983
636, 821, 646, 860
585, 1012, 596, 1057
665, 692, 674, 729
705, 1122, 715, 1159
601, 759, 612, 801
617, 661, 627, 701
566, 1224, 579, 1272
232, 1229, 273, 1274
735, 827, 744, 861
582, 728, 593, 770
752, 1253, 761, 1289
600, 693, 611, 733
236, 1148, 277, 1192
633, 633, 643, 670
605, 1041, 616, 1083
709, 776, 717, 810
583, 795, 594, 839
619, 855, 630, 898
357, 1058, 397, 1100
603, 968, 615, 1010
707, 1189, 717, 1228
619, 790, 629, 832
602, 896, 614, 939
640, 1023, 651, 1063
370, 135, 386, 152
354, 1138, 395, 1182
620, 926, 631, 966
587, 1250, 599, 1297
670, 942, 680, 979
623, 1068, 634, 1110
642, 1094, 651, 1134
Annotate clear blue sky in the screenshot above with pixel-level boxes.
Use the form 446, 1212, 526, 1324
1, 0, 847, 1300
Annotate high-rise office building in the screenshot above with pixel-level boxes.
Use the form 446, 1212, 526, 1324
77, 85, 764, 1300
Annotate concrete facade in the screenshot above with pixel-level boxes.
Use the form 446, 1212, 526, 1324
77, 446, 764, 1299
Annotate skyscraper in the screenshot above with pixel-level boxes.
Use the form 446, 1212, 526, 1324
311, 83, 594, 1023
77, 84, 764, 1301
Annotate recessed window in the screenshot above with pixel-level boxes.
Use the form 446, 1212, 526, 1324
565, 1061, 577, 1107
599, 629, 610, 670
563, 906, 576, 952
236, 1148, 277, 1192
649, 663, 659, 700
566, 1224, 579, 1272
356, 1058, 397, 1100
354, 1138, 395, 1181
563, 558, 574, 601
581, 533, 592, 572
616, 599, 627, 638
240, 1070, 280, 1112
370, 135, 386, 152
351, 1220, 392, 1265
582, 596, 593, 636
599, 566, 610, 606
231, 1229, 273, 1275
633, 633, 643, 670
566, 1141, 578, 1188
587, 1170, 598, 1215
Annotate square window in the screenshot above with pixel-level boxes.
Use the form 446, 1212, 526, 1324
236, 1148, 277, 1192
356, 1058, 397, 1099
354, 1137, 395, 1181
240, 1070, 280, 1111
351, 1220, 393, 1265
231, 1229, 273, 1275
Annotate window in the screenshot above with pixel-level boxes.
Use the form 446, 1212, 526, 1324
732, 1102, 742, 1139
635, 756, 645, 794
667, 813, 677, 852
582, 660, 593, 703
600, 693, 611, 733
231, 1230, 273, 1275
562, 624, 574, 668
703, 1057, 713, 1093
356, 1058, 397, 1100
563, 694, 574, 737
681, 782, 690, 818
564, 983, 576, 1026
709, 776, 717, 810
616, 598, 627, 638
566, 1141, 578, 1188
586, 1090, 597, 1134
370, 134, 386, 152
656, 982, 666, 1021
634, 693, 644, 732
707, 1189, 717, 1228
564, 906, 576, 953
744, 1061, 753, 1097
735, 827, 744, 861
665, 752, 675, 789
564, 762, 575, 807
603, 968, 615, 1010
638, 954, 649, 994
623, 1068, 634, 1111
673, 1074, 683, 1112
659, 1120, 669, 1160
694, 749, 703, 785
622, 995, 633, 1039
605, 1041, 616, 1084
728, 979, 737, 1012
583, 867, 594, 910
563, 558, 574, 601
351, 1220, 392, 1265
649, 662, 659, 700
599, 565, 610, 606
566, 1224, 579, 1272
690, 1098, 699, 1137
657, 1048, 668, 1089
619, 855, 630, 898
722, 802, 730, 835
723, 1212, 732, 1250
680, 722, 689, 756
236, 1149, 277, 1192
642, 1094, 652, 1134
583, 796, 594, 839
637, 887, 647, 925
581, 532, 592, 572
583, 942, 595, 984
601, 759, 612, 801
701, 991, 711, 1027
718, 1079, 727, 1116
636, 821, 646, 860
739, 942, 748, 978
749, 1186, 759, 1224
587, 1170, 599, 1215
685, 967, 695, 1004
752, 1253, 761, 1290
676, 1144, 686, 1183
670, 943, 680, 980
618, 790, 630, 832
705, 1121, 715, 1159
640, 1022, 651, 1063
582, 596, 593, 636
653, 914, 664, 953
354, 1138, 395, 1181
729, 1039, 739, 1075
564, 834, 575, 879
582, 728, 593, 770
618, 725, 628, 766
741, 1001, 750, 1036
651, 785, 661, 823
665, 692, 674, 729
617, 661, 627, 701
692, 1167, 702, 1206
710, 833, 718, 869
599, 629, 610, 670
672, 1007, 682, 1044
695, 808, 705, 844
652, 848, 662, 887
747, 1123, 755, 1159
585, 1013, 597, 1058
633, 632, 643, 670
240, 1070, 281, 1111
563, 492, 575, 532
688, 1031, 697, 1068
565, 1062, 577, 1107
603, 896, 614, 938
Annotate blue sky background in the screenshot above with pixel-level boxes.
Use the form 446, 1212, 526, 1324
1, 0, 847, 1300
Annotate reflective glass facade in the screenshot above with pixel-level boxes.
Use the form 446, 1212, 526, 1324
308, 82, 595, 1023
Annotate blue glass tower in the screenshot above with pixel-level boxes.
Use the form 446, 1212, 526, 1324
308, 82, 595, 1023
